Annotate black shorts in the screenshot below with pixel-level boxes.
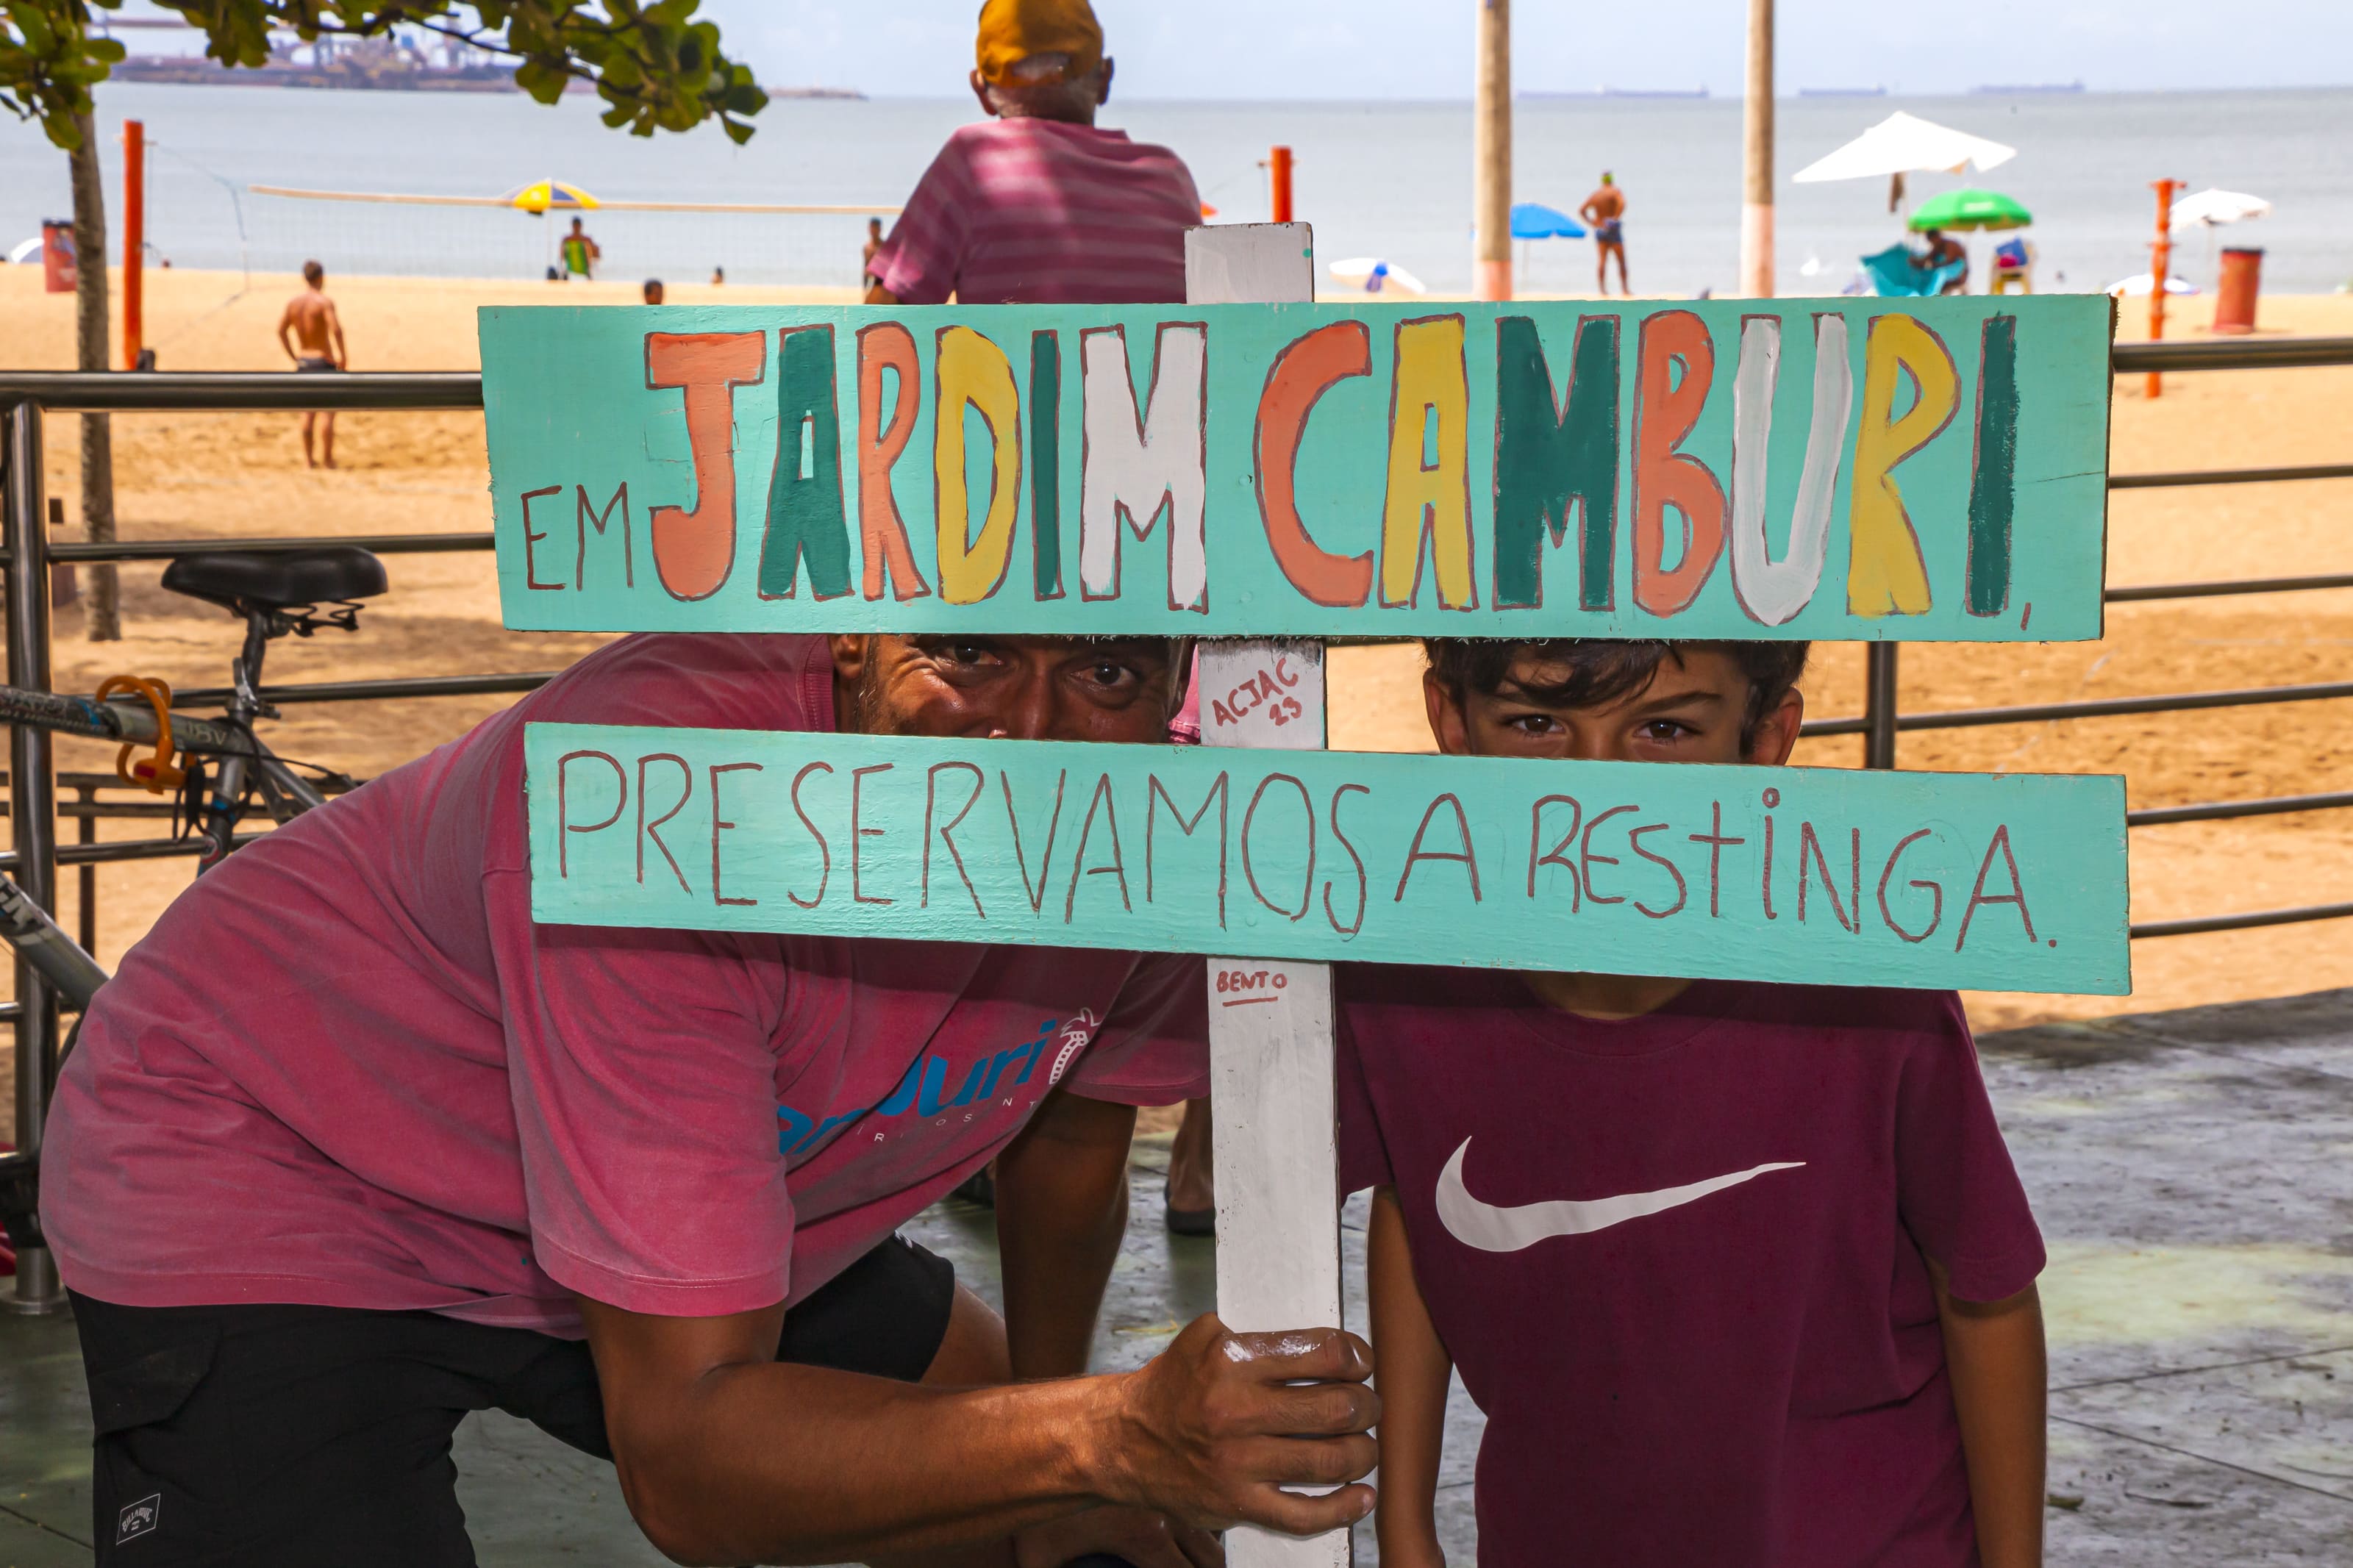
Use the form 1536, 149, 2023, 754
71, 1235, 955, 1567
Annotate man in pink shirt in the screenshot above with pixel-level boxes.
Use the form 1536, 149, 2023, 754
865, 0, 1202, 307
871, 0, 1222, 1236
39, 632, 1379, 1567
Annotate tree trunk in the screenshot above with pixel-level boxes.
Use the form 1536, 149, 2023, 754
69, 110, 121, 642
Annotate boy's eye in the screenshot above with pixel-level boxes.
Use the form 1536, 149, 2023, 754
1638, 720, 1694, 742
1506, 713, 1557, 734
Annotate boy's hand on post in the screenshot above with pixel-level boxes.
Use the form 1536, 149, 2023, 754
1102, 1314, 1380, 1535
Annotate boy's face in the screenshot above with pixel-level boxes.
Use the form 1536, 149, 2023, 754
1424, 647, 1803, 766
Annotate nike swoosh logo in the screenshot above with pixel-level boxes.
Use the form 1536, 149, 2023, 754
1435, 1137, 1806, 1253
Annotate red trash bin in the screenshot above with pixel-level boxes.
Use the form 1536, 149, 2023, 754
40, 218, 75, 294
2213, 246, 2263, 335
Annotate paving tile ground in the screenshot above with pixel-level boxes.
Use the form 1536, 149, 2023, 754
4, 987, 2349, 1565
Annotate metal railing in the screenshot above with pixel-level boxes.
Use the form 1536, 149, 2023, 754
2, 337, 2351, 1297
1834, 334, 2353, 943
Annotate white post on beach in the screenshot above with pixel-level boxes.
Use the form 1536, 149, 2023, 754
1473, 0, 1513, 302
1740, 0, 1777, 298
1183, 223, 1350, 1568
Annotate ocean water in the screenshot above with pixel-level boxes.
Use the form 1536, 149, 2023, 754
3, 82, 2349, 300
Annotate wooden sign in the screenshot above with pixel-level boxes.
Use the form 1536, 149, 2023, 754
524, 721, 2130, 995
483, 296, 2111, 641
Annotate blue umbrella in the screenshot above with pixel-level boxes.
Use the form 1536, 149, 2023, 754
1510, 201, 1587, 240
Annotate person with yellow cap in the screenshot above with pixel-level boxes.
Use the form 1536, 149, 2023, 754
865, 0, 1204, 306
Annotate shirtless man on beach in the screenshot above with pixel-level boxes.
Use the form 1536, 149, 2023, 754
275, 259, 347, 470
1581, 172, 1630, 296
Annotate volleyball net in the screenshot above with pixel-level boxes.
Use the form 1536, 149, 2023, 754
245, 185, 901, 290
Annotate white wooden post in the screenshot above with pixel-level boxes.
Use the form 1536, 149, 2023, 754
1184, 223, 1349, 1568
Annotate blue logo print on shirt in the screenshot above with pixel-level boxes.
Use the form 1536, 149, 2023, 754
776, 1015, 1079, 1156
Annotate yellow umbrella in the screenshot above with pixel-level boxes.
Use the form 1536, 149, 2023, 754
503, 179, 599, 215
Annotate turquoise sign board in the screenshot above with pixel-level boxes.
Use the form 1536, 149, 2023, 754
483, 296, 2111, 641
525, 724, 2130, 995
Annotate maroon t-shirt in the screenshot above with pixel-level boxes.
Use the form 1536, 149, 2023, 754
1336, 968, 2044, 1568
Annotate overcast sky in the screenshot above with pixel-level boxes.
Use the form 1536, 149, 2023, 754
703, 0, 2352, 99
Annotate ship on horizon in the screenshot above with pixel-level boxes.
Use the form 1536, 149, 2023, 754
1971, 80, 2088, 94
1519, 85, 1710, 101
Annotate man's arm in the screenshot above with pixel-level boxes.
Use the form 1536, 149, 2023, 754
1931, 1262, 2046, 1568
325, 301, 348, 368
996, 1090, 1225, 1568
579, 1297, 1379, 1567
1368, 1186, 1452, 1568
865, 282, 900, 304
275, 301, 299, 363
995, 1086, 1134, 1379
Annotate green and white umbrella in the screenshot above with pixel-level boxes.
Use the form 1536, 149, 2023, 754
1907, 189, 2033, 232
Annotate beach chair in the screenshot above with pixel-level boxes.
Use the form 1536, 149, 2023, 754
1990, 237, 2035, 294
1861, 243, 1965, 298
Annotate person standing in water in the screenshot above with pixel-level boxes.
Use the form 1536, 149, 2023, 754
1581, 172, 1630, 296
274, 260, 347, 470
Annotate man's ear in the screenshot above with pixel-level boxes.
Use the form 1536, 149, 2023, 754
828, 634, 870, 684
1096, 57, 1114, 107
1746, 688, 1805, 766
969, 68, 998, 117
1422, 671, 1474, 756
829, 635, 873, 732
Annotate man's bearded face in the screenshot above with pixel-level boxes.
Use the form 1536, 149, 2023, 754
830, 635, 1183, 745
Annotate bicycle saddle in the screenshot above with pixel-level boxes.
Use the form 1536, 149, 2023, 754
160, 548, 388, 615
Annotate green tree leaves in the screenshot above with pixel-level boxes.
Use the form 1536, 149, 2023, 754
1, 1, 767, 149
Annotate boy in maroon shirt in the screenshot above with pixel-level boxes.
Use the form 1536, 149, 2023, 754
1340, 637, 2049, 1568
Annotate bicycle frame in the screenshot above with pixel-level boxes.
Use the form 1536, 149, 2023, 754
195, 610, 329, 870
0, 874, 107, 1012
0, 605, 340, 1006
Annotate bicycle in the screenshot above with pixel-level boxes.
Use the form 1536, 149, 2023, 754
1, 545, 385, 1268
0, 543, 387, 1006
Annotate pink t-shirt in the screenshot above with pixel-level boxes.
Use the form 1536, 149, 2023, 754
1338, 969, 2045, 1568
871, 118, 1202, 304
41, 634, 1208, 1336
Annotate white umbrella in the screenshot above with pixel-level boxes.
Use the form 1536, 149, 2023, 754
1792, 111, 2018, 183
7, 237, 46, 265
2169, 188, 2271, 230
1329, 257, 1427, 296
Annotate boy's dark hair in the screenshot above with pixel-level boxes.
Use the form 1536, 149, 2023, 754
1423, 638, 1810, 749
301, 259, 324, 285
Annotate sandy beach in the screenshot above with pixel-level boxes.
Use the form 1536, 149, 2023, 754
2, 263, 2349, 1051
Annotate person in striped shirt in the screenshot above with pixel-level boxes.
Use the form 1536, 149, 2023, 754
863, 0, 1203, 307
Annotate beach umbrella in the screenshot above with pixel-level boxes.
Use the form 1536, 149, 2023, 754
1329, 257, 1427, 295
2168, 188, 2271, 291
502, 179, 599, 215
1508, 204, 1585, 291
2168, 188, 2271, 230
1792, 111, 2018, 184
1907, 189, 2032, 233
1509, 202, 1586, 240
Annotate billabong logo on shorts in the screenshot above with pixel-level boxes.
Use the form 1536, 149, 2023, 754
117, 1494, 161, 1544
776, 1010, 1100, 1155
